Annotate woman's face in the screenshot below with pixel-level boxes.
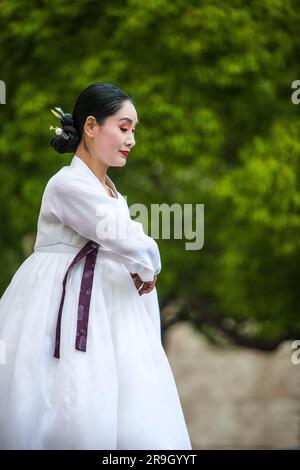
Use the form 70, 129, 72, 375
86, 100, 139, 168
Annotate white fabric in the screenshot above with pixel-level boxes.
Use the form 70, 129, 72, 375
0, 154, 192, 450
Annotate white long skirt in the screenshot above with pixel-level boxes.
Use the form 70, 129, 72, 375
0, 244, 192, 450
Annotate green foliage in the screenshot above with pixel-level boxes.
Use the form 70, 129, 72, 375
0, 0, 299, 345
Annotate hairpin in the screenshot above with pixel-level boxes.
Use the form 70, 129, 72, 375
50, 107, 65, 120
50, 107, 69, 139
49, 125, 69, 139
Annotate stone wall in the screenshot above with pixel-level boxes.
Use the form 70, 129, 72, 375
165, 323, 300, 450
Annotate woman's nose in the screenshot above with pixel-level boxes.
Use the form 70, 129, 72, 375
126, 136, 135, 148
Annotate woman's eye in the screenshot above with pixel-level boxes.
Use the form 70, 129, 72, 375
120, 128, 136, 133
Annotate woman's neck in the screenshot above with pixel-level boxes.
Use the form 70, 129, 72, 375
75, 141, 109, 187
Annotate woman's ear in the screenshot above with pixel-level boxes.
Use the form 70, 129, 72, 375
83, 115, 98, 138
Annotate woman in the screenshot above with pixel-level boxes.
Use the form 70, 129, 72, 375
0, 82, 192, 450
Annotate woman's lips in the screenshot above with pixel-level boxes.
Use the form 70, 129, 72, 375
119, 150, 129, 157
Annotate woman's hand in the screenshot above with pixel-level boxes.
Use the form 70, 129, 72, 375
130, 273, 157, 295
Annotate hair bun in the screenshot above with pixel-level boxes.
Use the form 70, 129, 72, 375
50, 112, 79, 154
61, 113, 74, 126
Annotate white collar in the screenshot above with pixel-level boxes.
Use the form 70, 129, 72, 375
70, 154, 118, 199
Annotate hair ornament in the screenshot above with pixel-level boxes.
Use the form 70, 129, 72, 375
50, 107, 66, 120
49, 125, 69, 139
50, 107, 70, 140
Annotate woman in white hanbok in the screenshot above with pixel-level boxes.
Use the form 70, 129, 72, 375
0, 82, 192, 450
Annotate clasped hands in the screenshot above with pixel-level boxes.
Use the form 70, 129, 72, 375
130, 272, 157, 295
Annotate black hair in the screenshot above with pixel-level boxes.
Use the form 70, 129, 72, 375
50, 82, 135, 154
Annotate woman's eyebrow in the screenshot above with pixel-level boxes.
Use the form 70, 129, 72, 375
118, 117, 140, 125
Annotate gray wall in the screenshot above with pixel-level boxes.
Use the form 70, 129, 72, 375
165, 323, 300, 450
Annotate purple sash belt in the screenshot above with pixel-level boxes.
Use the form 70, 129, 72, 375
54, 240, 100, 358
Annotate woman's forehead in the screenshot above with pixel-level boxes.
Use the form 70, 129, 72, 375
116, 101, 138, 123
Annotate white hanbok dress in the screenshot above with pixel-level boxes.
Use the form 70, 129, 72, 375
0, 154, 192, 450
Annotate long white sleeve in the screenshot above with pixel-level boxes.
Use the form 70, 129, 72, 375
47, 172, 161, 282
